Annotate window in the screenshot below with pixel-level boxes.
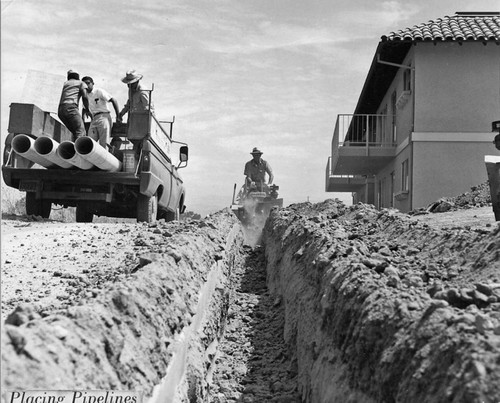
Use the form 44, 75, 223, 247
402, 159, 409, 191
391, 91, 397, 143
378, 179, 382, 208
381, 105, 388, 143
390, 171, 395, 207
403, 68, 411, 91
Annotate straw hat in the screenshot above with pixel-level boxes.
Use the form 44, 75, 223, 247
250, 147, 263, 155
121, 70, 143, 84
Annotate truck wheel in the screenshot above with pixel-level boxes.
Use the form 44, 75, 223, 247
76, 206, 93, 223
137, 194, 158, 223
26, 192, 51, 218
165, 207, 180, 222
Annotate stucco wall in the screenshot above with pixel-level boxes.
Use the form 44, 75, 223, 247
376, 145, 412, 212
377, 51, 415, 147
412, 141, 496, 209
414, 42, 500, 133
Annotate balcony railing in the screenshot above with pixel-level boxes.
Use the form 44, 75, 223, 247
325, 157, 368, 192
332, 114, 396, 157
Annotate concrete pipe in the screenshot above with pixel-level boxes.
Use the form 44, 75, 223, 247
11, 134, 55, 168
75, 136, 122, 172
56, 141, 94, 170
34, 137, 73, 169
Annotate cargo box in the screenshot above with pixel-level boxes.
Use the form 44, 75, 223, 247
8, 103, 72, 143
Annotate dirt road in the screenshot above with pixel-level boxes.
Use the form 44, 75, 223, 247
1, 217, 175, 320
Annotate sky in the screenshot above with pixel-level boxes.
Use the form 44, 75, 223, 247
1, 0, 499, 216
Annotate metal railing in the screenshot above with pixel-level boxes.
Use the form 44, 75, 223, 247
332, 114, 396, 154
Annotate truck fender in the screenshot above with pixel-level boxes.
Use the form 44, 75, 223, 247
140, 172, 162, 198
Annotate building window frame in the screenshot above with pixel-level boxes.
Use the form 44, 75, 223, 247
403, 68, 411, 91
391, 90, 397, 143
390, 171, 395, 207
402, 159, 409, 191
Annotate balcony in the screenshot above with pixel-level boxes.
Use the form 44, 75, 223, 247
329, 114, 397, 177
325, 157, 366, 192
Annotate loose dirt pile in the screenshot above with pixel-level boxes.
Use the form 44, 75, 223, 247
2, 183, 500, 402
262, 200, 500, 402
410, 181, 491, 214
2, 210, 243, 400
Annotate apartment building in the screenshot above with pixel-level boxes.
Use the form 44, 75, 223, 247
326, 12, 500, 212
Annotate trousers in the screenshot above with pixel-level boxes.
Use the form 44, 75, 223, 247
58, 103, 86, 140
88, 113, 112, 149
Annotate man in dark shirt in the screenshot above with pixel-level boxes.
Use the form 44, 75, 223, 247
117, 70, 151, 120
244, 147, 274, 188
58, 70, 92, 140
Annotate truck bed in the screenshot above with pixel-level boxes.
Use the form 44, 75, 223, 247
2, 166, 140, 188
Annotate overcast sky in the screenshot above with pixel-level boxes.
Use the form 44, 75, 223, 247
1, 0, 499, 216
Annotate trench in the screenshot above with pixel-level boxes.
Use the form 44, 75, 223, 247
2, 202, 500, 402
206, 245, 300, 402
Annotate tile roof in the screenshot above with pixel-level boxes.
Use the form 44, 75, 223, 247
381, 13, 500, 42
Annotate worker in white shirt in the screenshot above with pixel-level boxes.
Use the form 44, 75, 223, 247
82, 76, 121, 149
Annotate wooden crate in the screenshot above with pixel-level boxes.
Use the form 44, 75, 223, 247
8, 103, 72, 142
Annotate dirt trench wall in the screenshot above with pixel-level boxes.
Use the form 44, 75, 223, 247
262, 201, 500, 403
1, 210, 243, 402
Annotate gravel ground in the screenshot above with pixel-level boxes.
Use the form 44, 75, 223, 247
2, 180, 499, 401
1, 216, 183, 321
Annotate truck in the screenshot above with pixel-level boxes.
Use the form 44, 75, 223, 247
2, 91, 188, 224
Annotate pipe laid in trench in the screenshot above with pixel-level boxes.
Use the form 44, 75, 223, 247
11, 134, 55, 168
57, 141, 94, 170
75, 136, 122, 172
34, 136, 73, 169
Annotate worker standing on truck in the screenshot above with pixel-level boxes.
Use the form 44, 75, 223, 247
244, 147, 274, 189
81, 76, 121, 149
58, 70, 92, 140
117, 70, 151, 120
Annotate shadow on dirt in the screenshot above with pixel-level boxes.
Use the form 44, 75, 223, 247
1, 213, 54, 222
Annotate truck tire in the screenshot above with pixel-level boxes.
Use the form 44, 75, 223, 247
25, 192, 51, 218
76, 206, 93, 223
137, 194, 158, 223
165, 207, 180, 222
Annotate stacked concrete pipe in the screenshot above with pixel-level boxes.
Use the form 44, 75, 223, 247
74, 137, 122, 172
11, 134, 55, 168
56, 141, 94, 170
33, 136, 73, 169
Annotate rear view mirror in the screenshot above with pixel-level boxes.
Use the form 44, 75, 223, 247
180, 146, 188, 162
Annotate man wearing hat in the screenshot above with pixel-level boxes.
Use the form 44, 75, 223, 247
118, 70, 151, 120
58, 70, 92, 140
244, 147, 274, 188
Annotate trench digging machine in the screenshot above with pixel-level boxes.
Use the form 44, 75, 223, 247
231, 181, 283, 226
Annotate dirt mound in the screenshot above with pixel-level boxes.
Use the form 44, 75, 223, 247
411, 182, 491, 214
263, 200, 500, 402
2, 210, 244, 400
